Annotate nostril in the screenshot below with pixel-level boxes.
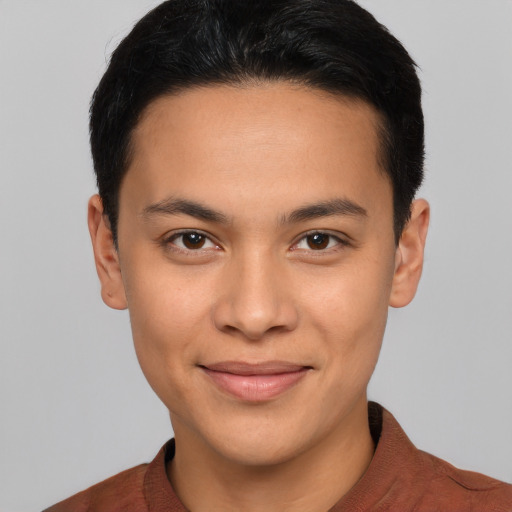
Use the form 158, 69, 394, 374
211, 279, 299, 340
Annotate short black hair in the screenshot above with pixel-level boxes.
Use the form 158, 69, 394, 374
90, 0, 424, 243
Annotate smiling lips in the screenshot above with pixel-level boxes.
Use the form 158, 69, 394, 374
201, 361, 311, 402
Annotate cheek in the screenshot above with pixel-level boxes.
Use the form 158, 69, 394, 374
303, 270, 391, 420
121, 260, 214, 396
305, 253, 394, 366
124, 253, 213, 336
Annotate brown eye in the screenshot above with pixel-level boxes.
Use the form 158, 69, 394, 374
164, 231, 218, 255
306, 233, 330, 250
182, 232, 206, 249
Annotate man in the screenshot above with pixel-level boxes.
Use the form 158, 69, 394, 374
45, 0, 512, 510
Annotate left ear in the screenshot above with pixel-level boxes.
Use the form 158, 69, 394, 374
88, 194, 128, 310
389, 199, 430, 308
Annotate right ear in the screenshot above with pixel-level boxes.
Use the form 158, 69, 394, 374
87, 194, 128, 310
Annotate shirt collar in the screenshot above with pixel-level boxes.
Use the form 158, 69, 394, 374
143, 402, 422, 512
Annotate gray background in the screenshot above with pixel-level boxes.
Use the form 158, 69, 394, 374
1, 1, 511, 510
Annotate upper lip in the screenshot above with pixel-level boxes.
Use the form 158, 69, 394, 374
200, 361, 311, 376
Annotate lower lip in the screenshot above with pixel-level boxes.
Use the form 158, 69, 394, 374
202, 368, 309, 402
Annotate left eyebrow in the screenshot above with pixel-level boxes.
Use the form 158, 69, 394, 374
140, 197, 230, 224
282, 198, 368, 224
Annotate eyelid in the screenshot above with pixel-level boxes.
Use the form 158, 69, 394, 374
290, 230, 350, 252
161, 229, 222, 253
159, 228, 351, 255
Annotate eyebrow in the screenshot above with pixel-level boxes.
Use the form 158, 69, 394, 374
141, 197, 367, 225
283, 198, 368, 224
141, 198, 230, 224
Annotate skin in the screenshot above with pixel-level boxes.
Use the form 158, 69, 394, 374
88, 83, 429, 512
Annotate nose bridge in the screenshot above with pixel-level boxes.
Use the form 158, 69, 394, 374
213, 247, 298, 340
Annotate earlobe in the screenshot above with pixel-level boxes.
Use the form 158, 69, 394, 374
389, 199, 430, 308
88, 194, 128, 310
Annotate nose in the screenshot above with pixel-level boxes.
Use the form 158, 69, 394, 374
212, 252, 299, 341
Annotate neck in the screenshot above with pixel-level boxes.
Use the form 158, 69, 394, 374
167, 398, 375, 512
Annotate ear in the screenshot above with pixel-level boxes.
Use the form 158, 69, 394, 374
389, 199, 430, 308
88, 194, 128, 310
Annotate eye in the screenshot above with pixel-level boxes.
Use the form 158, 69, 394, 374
166, 231, 218, 251
293, 232, 346, 251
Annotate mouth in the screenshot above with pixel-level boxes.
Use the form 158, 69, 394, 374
199, 361, 312, 402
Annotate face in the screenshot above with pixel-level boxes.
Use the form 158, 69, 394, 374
89, 83, 428, 467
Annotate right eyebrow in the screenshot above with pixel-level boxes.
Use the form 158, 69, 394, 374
140, 197, 230, 224
282, 198, 368, 225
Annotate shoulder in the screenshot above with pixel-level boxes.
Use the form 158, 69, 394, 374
43, 463, 149, 512
418, 450, 512, 511
347, 403, 512, 512
44, 440, 182, 512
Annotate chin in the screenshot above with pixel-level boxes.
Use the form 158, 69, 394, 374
213, 435, 307, 467
194, 413, 319, 468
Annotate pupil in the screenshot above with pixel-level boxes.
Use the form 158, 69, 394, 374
307, 234, 329, 250
184, 233, 205, 249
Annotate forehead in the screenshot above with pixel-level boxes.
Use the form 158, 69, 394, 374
132, 83, 383, 163
122, 83, 391, 223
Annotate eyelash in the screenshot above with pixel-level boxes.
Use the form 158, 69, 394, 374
291, 231, 350, 253
161, 229, 349, 255
161, 230, 220, 256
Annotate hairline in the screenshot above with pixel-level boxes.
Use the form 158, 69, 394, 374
112, 79, 397, 244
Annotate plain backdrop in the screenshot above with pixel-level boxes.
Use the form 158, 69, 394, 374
1, 1, 511, 510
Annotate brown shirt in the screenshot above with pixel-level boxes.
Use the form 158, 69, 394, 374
44, 403, 512, 511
